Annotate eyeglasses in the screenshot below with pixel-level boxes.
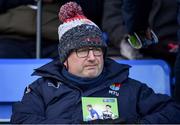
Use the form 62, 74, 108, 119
75, 47, 103, 58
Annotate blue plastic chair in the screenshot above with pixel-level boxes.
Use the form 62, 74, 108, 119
115, 59, 171, 96
0, 59, 51, 122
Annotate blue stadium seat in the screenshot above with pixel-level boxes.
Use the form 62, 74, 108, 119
115, 59, 171, 96
0, 59, 51, 122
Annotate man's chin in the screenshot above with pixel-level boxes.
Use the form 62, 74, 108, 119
84, 71, 100, 78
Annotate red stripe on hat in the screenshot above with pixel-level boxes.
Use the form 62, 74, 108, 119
65, 15, 86, 22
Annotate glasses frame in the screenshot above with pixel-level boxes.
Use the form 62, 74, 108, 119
75, 47, 103, 58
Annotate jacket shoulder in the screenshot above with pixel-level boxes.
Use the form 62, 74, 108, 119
122, 78, 155, 95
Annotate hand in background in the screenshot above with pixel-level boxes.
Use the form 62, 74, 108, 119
120, 39, 143, 60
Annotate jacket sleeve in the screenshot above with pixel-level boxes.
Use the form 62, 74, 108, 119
137, 83, 180, 123
121, 0, 153, 33
0, 0, 35, 13
10, 80, 70, 124
102, 0, 127, 48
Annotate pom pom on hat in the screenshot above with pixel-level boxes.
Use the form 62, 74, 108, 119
58, 2, 84, 22
58, 1, 107, 63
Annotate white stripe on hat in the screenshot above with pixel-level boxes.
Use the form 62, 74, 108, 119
58, 18, 99, 40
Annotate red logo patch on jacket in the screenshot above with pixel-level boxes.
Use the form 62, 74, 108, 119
110, 83, 121, 91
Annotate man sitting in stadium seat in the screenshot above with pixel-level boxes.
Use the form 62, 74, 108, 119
10, 2, 180, 124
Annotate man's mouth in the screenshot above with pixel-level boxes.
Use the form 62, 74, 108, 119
85, 65, 97, 69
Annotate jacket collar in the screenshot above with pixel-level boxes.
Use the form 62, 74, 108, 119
32, 58, 130, 87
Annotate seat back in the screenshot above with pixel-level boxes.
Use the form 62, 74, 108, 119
0, 59, 51, 122
115, 59, 171, 96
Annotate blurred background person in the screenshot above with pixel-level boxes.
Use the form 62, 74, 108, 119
174, 0, 180, 103
0, 0, 59, 58
0, 0, 104, 59
102, 0, 178, 69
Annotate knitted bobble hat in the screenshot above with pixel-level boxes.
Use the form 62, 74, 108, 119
58, 1, 107, 63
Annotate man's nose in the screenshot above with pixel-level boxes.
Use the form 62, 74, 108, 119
88, 50, 96, 60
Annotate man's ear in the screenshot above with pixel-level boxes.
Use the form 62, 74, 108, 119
63, 60, 67, 68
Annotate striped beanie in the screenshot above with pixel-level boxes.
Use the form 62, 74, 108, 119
58, 1, 107, 63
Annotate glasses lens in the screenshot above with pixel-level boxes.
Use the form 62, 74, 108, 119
76, 48, 89, 58
93, 47, 102, 56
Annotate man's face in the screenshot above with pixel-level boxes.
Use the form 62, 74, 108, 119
106, 106, 111, 111
64, 47, 104, 78
87, 106, 92, 111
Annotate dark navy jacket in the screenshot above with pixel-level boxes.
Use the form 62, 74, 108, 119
11, 58, 180, 123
